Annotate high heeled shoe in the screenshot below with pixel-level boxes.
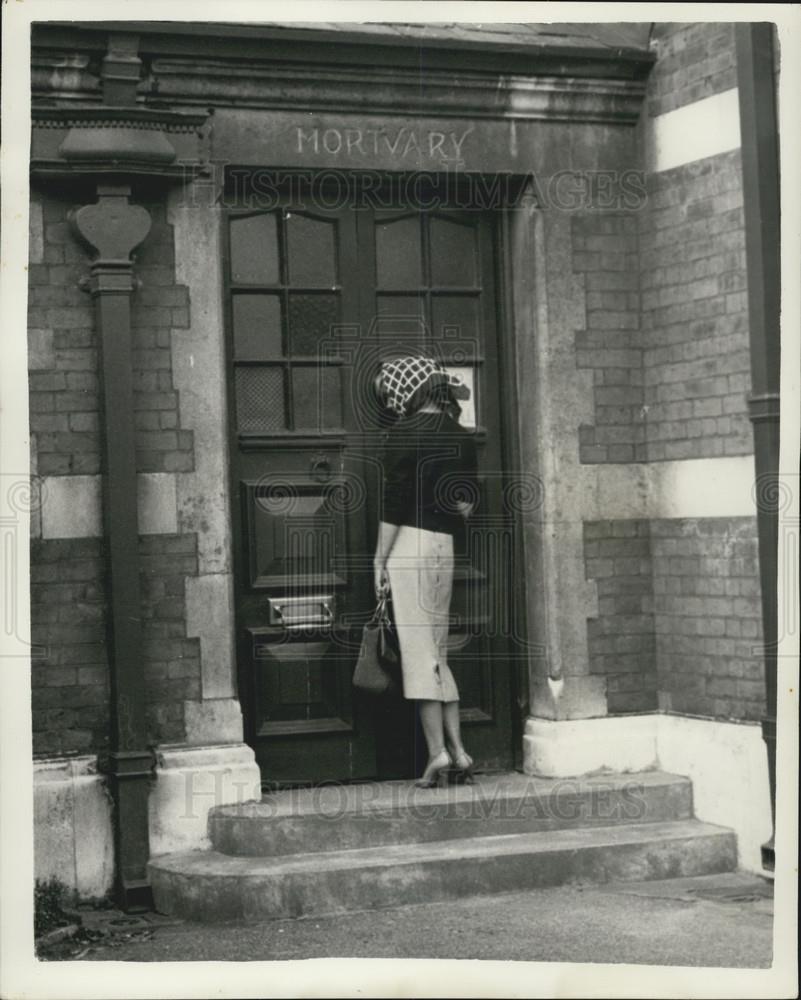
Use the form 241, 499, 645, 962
449, 750, 475, 784
414, 749, 452, 788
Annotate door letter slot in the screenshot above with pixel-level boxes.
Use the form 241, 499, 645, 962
267, 595, 334, 629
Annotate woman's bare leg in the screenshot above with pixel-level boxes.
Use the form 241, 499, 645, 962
443, 700, 472, 768
416, 700, 450, 784
418, 699, 446, 758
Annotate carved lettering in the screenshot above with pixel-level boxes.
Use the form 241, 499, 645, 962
403, 131, 422, 156
296, 127, 319, 153
322, 129, 342, 154
293, 125, 473, 162
345, 128, 364, 154
450, 127, 474, 159
382, 128, 406, 156
428, 131, 446, 157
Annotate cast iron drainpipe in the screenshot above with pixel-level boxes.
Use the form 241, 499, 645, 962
71, 186, 155, 910
735, 23, 781, 873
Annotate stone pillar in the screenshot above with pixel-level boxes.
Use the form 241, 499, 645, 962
168, 177, 243, 741
147, 177, 260, 856
509, 187, 609, 775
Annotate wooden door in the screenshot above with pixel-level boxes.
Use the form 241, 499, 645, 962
225, 175, 516, 786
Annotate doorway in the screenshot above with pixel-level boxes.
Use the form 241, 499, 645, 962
225, 173, 520, 785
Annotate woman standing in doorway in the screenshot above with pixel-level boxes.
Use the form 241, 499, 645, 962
373, 356, 478, 788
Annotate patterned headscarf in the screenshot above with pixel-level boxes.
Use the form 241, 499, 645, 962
379, 355, 464, 417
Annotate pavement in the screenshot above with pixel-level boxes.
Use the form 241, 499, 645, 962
38, 871, 773, 967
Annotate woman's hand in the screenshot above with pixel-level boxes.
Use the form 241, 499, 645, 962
374, 522, 399, 596
374, 560, 390, 597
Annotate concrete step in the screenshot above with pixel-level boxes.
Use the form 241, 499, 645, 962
149, 819, 736, 923
209, 771, 693, 856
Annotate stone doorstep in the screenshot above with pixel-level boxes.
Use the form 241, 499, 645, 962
209, 770, 693, 856
245, 769, 690, 818
149, 819, 737, 923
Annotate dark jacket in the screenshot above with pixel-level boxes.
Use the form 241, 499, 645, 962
380, 411, 478, 535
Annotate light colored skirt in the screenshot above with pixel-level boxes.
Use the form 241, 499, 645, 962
386, 525, 460, 702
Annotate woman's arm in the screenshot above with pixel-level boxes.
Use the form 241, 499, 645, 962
455, 432, 479, 519
374, 428, 413, 593
373, 520, 401, 594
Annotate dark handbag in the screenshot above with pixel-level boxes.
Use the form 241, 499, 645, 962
352, 593, 401, 695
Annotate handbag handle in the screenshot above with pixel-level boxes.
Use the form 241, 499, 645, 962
369, 593, 390, 627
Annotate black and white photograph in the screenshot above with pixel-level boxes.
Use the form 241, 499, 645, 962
0, 3, 798, 998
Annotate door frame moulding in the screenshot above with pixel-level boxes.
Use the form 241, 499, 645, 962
220, 166, 533, 778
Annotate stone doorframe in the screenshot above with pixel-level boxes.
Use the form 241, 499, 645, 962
507, 185, 609, 759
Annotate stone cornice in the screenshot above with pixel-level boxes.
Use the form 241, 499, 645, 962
144, 60, 647, 125
33, 21, 655, 78
32, 24, 652, 128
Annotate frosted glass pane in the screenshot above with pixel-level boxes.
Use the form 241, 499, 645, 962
375, 216, 422, 288
430, 217, 477, 287
293, 368, 342, 430
287, 213, 336, 287
431, 295, 479, 342
289, 294, 339, 355
234, 366, 286, 431
232, 294, 283, 358
230, 214, 279, 284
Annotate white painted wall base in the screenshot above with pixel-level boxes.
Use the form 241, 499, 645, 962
523, 712, 772, 872
523, 715, 659, 778
148, 742, 261, 857
33, 756, 114, 898
35, 743, 261, 898
655, 714, 772, 875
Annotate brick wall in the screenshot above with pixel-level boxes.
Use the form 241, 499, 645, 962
28, 194, 100, 476
28, 188, 195, 478
651, 518, 765, 720
29, 184, 201, 755
131, 199, 194, 474
584, 516, 764, 721
584, 521, 658, 713
140, 535, 202, 744
648, 22, 738, 117
574, 213, 646, 464
30, 538, 109, 755
612, 22, 763, 725
639, 150, 751, 461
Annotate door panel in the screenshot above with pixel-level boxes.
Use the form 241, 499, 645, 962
226, 176, 516, 785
